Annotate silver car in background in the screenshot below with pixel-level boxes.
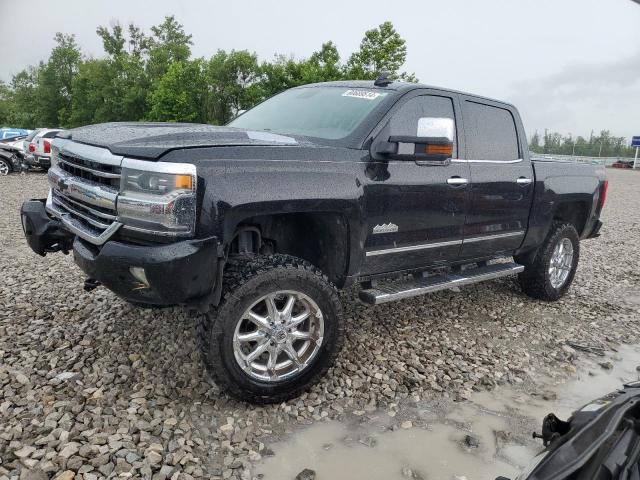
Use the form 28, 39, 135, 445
23, 128, 63, 170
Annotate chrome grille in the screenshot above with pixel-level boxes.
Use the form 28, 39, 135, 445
46, 139, 124, 245
58, 152, 121, 187
52, 190, 117, 230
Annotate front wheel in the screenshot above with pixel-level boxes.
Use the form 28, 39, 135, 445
0, 157, 11, 176
517, 221, 580, 301
197, 254, 344, 403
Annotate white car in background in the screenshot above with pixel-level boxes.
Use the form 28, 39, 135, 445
23, 128, 63, 170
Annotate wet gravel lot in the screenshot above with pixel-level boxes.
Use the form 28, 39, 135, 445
1, 168, 639, 480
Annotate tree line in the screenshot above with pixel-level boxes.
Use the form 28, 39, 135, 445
0, 17, 415, 129
530, 129, 636, 158
2, 17, 633, 158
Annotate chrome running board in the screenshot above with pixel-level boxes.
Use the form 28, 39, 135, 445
359, 262, 524, 305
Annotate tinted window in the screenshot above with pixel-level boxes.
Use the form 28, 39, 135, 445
390, 95, 457, 156
463, 101, 519, 161
229, 87, 389, 140
42, 130, 60, 138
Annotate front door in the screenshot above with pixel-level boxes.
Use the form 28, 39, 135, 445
361, 93, 471, 275
458, 98, 534, 258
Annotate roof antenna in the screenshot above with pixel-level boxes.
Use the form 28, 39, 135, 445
374, 72, 393, 87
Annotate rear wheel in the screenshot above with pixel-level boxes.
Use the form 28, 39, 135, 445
0, 157, 11, 176
197, 254, 344, 403
517, 221, 580, 301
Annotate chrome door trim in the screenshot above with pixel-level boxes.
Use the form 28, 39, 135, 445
451, 158, 523, 164
365, 231, 525, 257
365, 239, 463, 257
463, 230, 525, 243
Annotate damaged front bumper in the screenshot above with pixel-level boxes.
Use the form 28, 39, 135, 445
20, 198, 219, 306
21, 198, 74, 255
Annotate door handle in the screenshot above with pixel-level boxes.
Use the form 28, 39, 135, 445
447, 176, 469, 186
516, 177, 533, 185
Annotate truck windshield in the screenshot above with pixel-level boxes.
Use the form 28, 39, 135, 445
228, 87, 388, 140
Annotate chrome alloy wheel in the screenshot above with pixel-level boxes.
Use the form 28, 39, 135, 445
549, 238, 574, 288
233, 290, 324, 382
0, 160, 9, 176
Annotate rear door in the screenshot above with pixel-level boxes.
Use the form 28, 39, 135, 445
458, 98, 534, 258
360, 91, 471, 274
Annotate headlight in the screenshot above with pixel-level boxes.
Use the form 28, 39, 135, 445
117, 159, 197, 237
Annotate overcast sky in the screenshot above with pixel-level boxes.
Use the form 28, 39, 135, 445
1, 0, 639, 140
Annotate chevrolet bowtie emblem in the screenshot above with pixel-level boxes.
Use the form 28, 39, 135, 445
373, 223, 398, 234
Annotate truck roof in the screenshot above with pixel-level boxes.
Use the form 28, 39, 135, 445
299, 80, 516, 110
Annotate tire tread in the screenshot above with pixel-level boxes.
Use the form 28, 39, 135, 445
517, 221, 579, 301
196, 254, 344, 404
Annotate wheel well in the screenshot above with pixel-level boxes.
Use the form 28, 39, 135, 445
0, 153, 13, 171
229, 212, 349, 287
553, 201, 589, 236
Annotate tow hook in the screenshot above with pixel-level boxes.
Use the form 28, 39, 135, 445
84, 278, 101, 292
532, 413, 571, 446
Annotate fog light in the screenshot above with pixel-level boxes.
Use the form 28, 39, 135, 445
130, 267, 149, 288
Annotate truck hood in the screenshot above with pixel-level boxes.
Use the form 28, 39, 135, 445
516, 382, 640, 480
63, 122, 306, 159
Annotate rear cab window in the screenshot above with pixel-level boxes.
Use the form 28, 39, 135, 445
462, 100, 520, 161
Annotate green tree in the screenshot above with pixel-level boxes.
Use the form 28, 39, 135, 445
529, 131, 541, 153
259, 55, 306, 99
147, 60, 206, 122
347, 21, 415, 81
146, 16, 193, 81
259, 42, 348, 100
206, 50, 263, 124
37, 33, 82, 127
0, 81, 14, 126
7, 66, 41, 128
93, 22, 150, 122
305, 41, 344, 82
69, 59, 115, 126
5, 17, 430, 129
530, 129, 634, 157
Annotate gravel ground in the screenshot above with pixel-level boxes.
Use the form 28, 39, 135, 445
1, 169, 639, 480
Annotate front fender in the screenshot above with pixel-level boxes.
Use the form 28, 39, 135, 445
191, 156, 368, 278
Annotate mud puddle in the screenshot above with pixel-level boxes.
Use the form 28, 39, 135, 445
255, 345, 640, 480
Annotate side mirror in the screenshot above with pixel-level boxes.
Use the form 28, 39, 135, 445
374, 117, 455, 164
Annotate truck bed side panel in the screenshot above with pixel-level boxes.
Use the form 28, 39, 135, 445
519, 160, 605, 253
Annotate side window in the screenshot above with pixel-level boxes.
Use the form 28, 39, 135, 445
463, 101, 519, 161
389, 95, 457, 157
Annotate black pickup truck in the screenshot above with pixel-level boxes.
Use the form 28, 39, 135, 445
20, 79, 607, 403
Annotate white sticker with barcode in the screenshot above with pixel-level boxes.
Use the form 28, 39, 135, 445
342, 90, 381, 100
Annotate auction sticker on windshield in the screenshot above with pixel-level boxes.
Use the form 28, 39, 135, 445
342, 90, 384, 100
